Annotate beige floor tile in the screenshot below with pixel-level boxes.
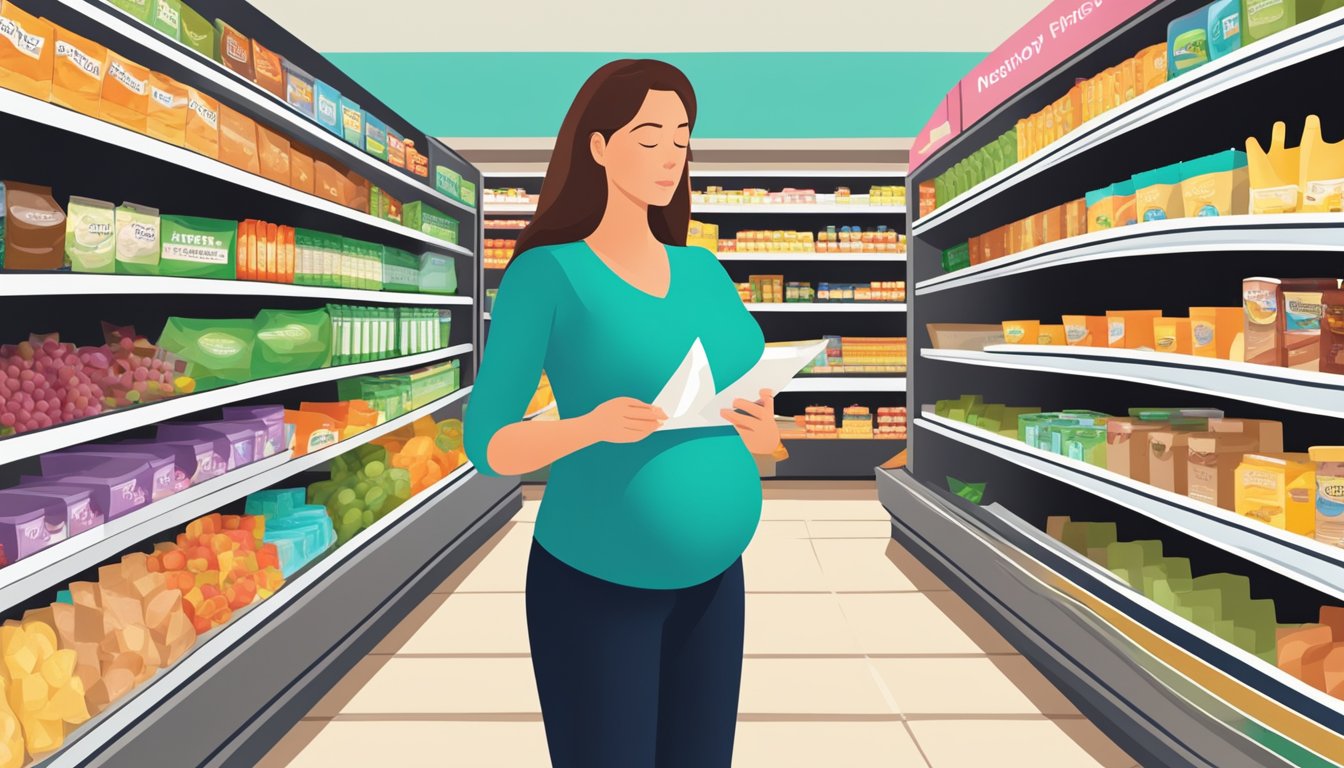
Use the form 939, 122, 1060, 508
990, 657, 1080, 716
739, 658, 896, 716
921, 590, 1019, 655
322, 657, 540, 716
745, 593, 863, 656
1051, 718, 1139, 768
870, 658, 1042, 716
452, 523, 534, 593
837, 594, 984, 655
751, 519, 812, 539
514, 499, 539, 523
743, 538, 829, 593
806, 519, 893, 539
814, 539, 918, 592
391, 593, 530, 655
909, 719, 1127, 768
764, 499, 892, 521
372, 592, 450, 654
884, 539, 952, 592
733, 721, 928, 768
257, 720, 551, 768
762, 480, 877, 501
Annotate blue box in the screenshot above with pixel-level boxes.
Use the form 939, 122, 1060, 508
314, 80, 342, 137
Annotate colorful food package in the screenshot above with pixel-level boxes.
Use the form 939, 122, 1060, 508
1322, 289, 1344, 375
1137, 42, 1168, 92
387, 129, 406, 169
250, 38, 285, 99
1181, 150, 1248, 216
1247, 121, 1301, 214
156, 316, 254, 385
1062, 315, 1108, 347
264, 221, 277, 279
1148, 429, 1194, 494
107, 0, 151, 21
65, 196, 116, 274
1188, 431, 1260, 509
253, 308, 332, 377
99, 51, 151, 133
4, 181, 66, 271
256, 124, 291, 185
314, 160, 348, 204
285, 409, 339, 456
236, 219, 253, 280
150, 0, 180, 40
314, 78, 341, 136
177, 3, 214, 59
1132, 163, 1185, 222
146, 71, 188, 146
1189, 307, 1244, 359
282, 60, 314, 117
1243, 0, 1296, 44
114, 202, 160, 275
217, 103, 259, 174
1235, 453, 1316, 536
184, 85, 220, 158
290, 145, 315, 194
1107, 309, 1163, 349
1000, 320, 1039, 345
221, 405, 287, 457
214, 18, 253, 80
363, 112, 388, 160
159, 214, 235, 279
1036, 324, 1067, 345
405, 139, 429, 178
1208, 418, 1284, 454
1085, 181, 1136, 231
1300, 114, 1344, 213
339, 97, 363, 147
51, 26, 107, 117
1243, 277, 1338, 367
0, 1, 53, 101
1167, 6, 1210, 78
1284, 285, 1330, 371
1207, 0, 1242, 60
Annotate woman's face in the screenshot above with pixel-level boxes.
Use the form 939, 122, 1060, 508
591, 89, 690, 208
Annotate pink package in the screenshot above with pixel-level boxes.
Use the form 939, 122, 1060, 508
123, 438, 223, 487
0, 492, 68, 562
0, 484, 103, 536
157, 423, 256, 469
222, 406, 287, 457
29, 457, 152, 520
45, 449, 177, 502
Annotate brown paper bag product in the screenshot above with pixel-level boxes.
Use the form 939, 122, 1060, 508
5, 180, 66, 270
51, 26, 106, 117
1323, 289, 1344, 375
184, 85, 219, 158
1284, 288, 1329, 372
289, 145, 315, 193
1187, 432, 1260, 510
146, 71, 188, 146
251, 38, 285, 99
1207, 418, 1284, 454
346, 171, 370, 213
217, 103, 259, 174
1244, 278, 1339, 367
256, 123, 291, 185
0, 1, 53, 101
314, 160, 345, 203
99, 50, 151, 133
1149, 430, 1193, 495
215, 19, 253, 80
1106, 418, 1167, 482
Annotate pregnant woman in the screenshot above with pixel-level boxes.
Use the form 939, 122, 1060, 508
464, 60, 781, 767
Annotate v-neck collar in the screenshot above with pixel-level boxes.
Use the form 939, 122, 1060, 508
581, 240, 675, 301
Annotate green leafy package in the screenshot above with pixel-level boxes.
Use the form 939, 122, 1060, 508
253, 307, 333, 377
157, 316, 255, 386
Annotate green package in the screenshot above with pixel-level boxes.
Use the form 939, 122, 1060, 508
108, 0, 153, 23
327, 305, 346, 366
382, 247, 419, 292
157, 317, 255, 385
321, 233, 342, 288
940, 243, 970, 273
253, 307, 333, 377
151, 0, 181, 40
178, 3, 216, 58
295, 228, 319, 286
114, 202, 161, 275
418, 252, 457, 295
1242, 0, 1296, 45
159, 215, 235, 279
459, 179, 477, 207
434, 165, 461, 201
403, 201, 460, 243
66, 197, 116, 274
340, 239, 358, 289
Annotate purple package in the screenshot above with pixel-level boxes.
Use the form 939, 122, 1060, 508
0, 491, 67, 562
222, 406, 286, 457
215, 419, 270, 464
28, 457, 151, 520
0, 484, 103, 536
44, 449, 178, 501
122, 439, 221, 487
157, 423, 256, 469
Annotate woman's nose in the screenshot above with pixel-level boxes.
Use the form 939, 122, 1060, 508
663, 159, 677, 169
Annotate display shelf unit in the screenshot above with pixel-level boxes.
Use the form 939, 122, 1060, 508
485, 170, 907, 479
899, 2, 1344, 764
0, 273, 475, 305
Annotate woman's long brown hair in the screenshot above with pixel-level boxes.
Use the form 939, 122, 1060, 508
512, 59, 697, 261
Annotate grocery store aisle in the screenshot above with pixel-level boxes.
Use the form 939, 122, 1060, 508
259, 483, 1137, 768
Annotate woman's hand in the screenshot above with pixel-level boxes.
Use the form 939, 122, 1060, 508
721, 389, 782, 455
581, 397, 667, 444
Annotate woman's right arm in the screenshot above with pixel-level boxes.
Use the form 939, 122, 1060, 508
464, 251, 664, 477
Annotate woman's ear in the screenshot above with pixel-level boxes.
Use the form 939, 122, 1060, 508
589, 132, 607, 167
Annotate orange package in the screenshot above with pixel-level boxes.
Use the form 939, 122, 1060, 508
1061, 84, 1083, 134
147, 71, 188, 146
1062, 315, 1109, 347
100, 50, 150, 132
1064, 199, 1087, 238
300, 400, 380, 438
0, 1, 53, 101
51, 26, 105, 116
1190, 307, 1244, 360
345, 171, 370, 213
185, 86, 219, 158
256, 123, 291, 185
251, 219, 265, 281
284, 410, 339, 457
314, 160, 344, 203
218, 103, 259, 174
251, 39, 285, 99
265, 222, 278, 280
1120, 57, 1138, 104
236, 220, 252, 280
1037, 324, 1067, 346
290, 145, 315, 194
1107, 310, 1163, 350
281, 225, 295, 283
216, 20, 254, 81
1137, 43, 1167, 94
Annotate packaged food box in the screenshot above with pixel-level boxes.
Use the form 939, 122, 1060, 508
251, 38, 285, 99
364, 112, 389, 160
147, 71, 188, 146
460, 179, 477, 208
1243, 277, 1338, 367
126, 436, 225, 482
339, 97, 363, 147
178, 3, 215, 58
100, 51, 151, 133
35, 457, 153, 520
403, 201, 460, 243
1207, 417, 1284, 453
1107, 417, 1172, 483
185, 85, 220, 158
1207, 0, 1242, 60
256, 124, 291, 185
1062, 315, 1108, 347
1107, 309, 1163, 350
1149, 430, 1195, 494
1153, 316, 1192, 354
314, 78, 341, 136
108, 0, 151, 22
283, 60, 314, 117
159, 214, 235, 279
285, 409, 339, 456
215, 18, 253, 79
0, 483, 99, 537
290, 145, 315, 194
0, 2, 54, 101
1133, 163, 1185, 222
150, 0, 180, 40
418, 252, 458, 295
387, 129, 406, 169
1322, 289, 1344, 374
107, 440, 207, 491
1244, 0, 1296, 44
1235, 452, 1315, 536
114, 201, 160, 275
1189, 306, 1244, 360
4, 181, 66, 271
434, 165, 462, 201
1085, 181, 1136, 231
157, 422, 255, 469
0, 493, 63, 562
51, 26, 106, 117
44, 448, 176, 502
1181, 150, 1248, 217
66, 196, 116, 274
1167, 5, 1211, 77
1187, 431, 1260, 509
218, 103, 260, 174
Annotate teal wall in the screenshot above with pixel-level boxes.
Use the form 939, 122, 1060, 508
323, 52, 984, 138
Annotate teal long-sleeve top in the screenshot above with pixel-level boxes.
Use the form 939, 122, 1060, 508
465, 240, 766, 590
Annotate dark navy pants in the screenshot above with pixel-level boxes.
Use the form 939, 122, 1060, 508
525, 539, 745, 768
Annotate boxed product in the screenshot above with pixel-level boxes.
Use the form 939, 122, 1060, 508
1167, 6, 1211, 77
339, 97, 363, 147
256, 124, 291, 185
1207, 0, 1242, 60
66, 196, 116, 274
382, 247, 420, 292
460, 179, 477, 207
250, 38, 285, 99
290, 145, 315, 194
1181, 150, 1249, 216
364, 113, 389, 160
1107, 417, 1173, 482
125, 435, 225, 483
1243, 277, 1339, 367
0, 492, 64, 561
314, 79, 341, 136
1190, 306, 1244, 359
1063, 315, 1108, 347
1187, 431, 1260, 509
0, 0, 53, 102
218, 103, 260, 174
51, 26, 107, 117
0, 483, 100, 538
1149, 430, 1195, 494
1154, 316, 1193, 354
1132, 163, 1185, 221
4, 181, 66, 271
150, 0, 180, 40
434, 165, 461, 201
114, 202, 160, 275
43, 448, 176, 502
1323, 289, 1344, 375
157, 422, 255, 468
403, 201, 459, 243
1107, 309, 1163, 350
1235, 452, 1315, 536
282, 60, 315, 117
185, 85, 220, 158
101, 51, 151, 133
1301, 114, 1344, 213
387, 129, 406, 169
36, 457, 152, 520
147, 71, 189, 146
1243, 0, 1295, 44
108, 0, 151, 22
178, 3, 215, 59
1085, 181, 1136, 232
214, 19, 253, 79
159, 215, 235, 279
418, 252, 457, 295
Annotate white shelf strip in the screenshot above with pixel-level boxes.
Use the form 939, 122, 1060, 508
912, 8, 1344, 236
0, 345, 473, 468
922, 346, 1344, 419
489, 170, 908, 179
0, 388, 471, 614
0, 274, 474, 305
718, 252, 907, 263
783, 377, 906, 393
746, 302, 906, 313
483, 203, 906, 216
916, 412, 1344, 603
43, 461, 479, 768
0, 87, 471, 258
917, 216, 1344, 295
70, 0, 476, 216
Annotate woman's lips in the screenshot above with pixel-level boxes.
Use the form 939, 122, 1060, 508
655, 180, 677, 188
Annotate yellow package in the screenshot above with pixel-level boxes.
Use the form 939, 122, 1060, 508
185, 86, 219, 158
1235, 453, 1316, 537
1107, 309, 1163, 349
99, 50, 150, 133
1300, 114, 1344, 213
1062, 84, 1083, 134
1137, 43, 1167, 93
1247, 121, 1301, 214
0, 1, 52, 101
1153, 317, 1192, 354
146, 71, 187, 146
1063, 315, 1108, 347
1120, 58, 1138, 104
1037, 324, 1067, 345
1189, 307, 1244, 360
51, 26, 105, 117
1002, 320, 1040, 345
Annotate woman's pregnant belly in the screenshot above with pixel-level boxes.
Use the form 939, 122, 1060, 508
536, 428, 763, 590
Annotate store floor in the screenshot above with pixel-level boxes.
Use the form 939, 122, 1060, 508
259, 483, 1138, 768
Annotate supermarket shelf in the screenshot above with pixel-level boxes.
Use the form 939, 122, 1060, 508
496, 170, 908, 179
783, 376, 906, 393
483, 203, 538, 214
922, 346, 1344, 420
916, 411, 1344, 604
526, 401, 557, 419
0, 345, 473, 468
70, 0, 476, 217
911, 7, 1344, 237
773, 438, 903, 479
718, 252, 907, 263
482, 203, 906, 216
916, 216, 1344, 295
746, 302, 906, 313
0, 88, 471, 258
0, 273, 474, 305
0, 387, 472, 615
42, 463, 522, 767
